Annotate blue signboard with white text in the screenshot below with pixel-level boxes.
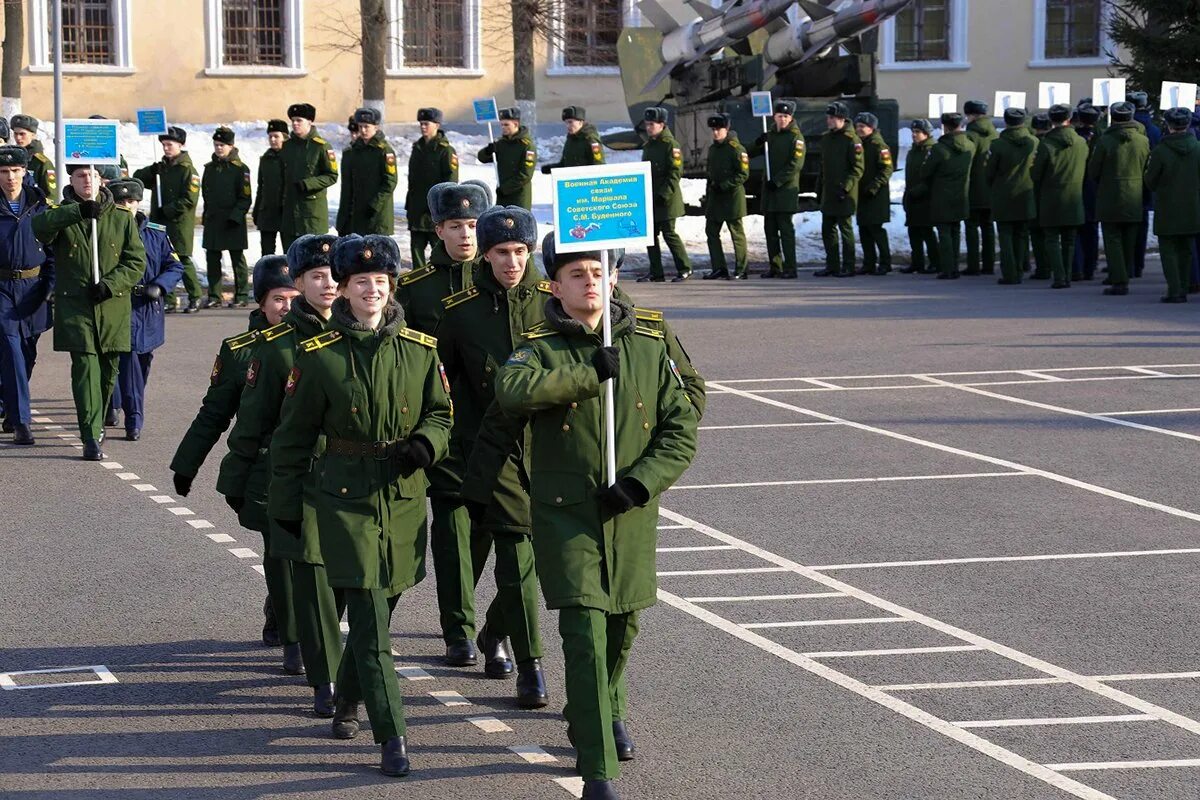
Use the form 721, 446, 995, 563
473, 98, 499, 124
750, 91, 774, 117
135, 107, 168, 136
552, 162, 654, 253
62, 119, 121, 165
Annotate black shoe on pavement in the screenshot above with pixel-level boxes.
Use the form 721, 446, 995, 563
516, 659, 549, 709
760, 271, 779, 279
635, 275, 663, 283
1, 418, 13, 433
12, 424, 34, 445
262, 597, 280, 646
670, 271, 692, 282
813, 269, 834, 277
702, 269, 729, 280
477, 624, 513, 678
1103, 284, 1129, 296
125, 429, 141, 441
1162, 294, 1188, 303
104, 408, 119, 427
1051, 281, 1070, 289
613, 720, 635, 761
380, 736, 410, 777
445, 639, 478, 667
313, 683, 336, 718
780, 272, 798, 279
282, 642, 305, 675
82, 440, 104, 461
733, 272, 748, 280
332, 696, 360, 739
582, 780, 620, 799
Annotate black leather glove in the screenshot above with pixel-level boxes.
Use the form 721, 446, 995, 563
591, 346, 620, 383
142, 283, 163, 300
465, 499, 487, 525
275, 517, 302, 538
596, 478, 650, 516
225, 495, 245, 513
395, 436, 434, 472
173, 472, 194, 497
90, 282, 112, 303
79, 200, 102, 219
755, 133, 768, 147
293, 180, 308, 194
541, 164, 552, 175
225, 217, 241, 228
836, 188, 849, 202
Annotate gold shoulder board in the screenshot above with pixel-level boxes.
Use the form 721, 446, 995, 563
225, 330, 260, 351
261, 322, 294, 342
635, 325, 665, 339
301, 330, 342, 352
398, 327, 438, 348
634, 307, 663, 323
522, 328, 559, 340
399, 265, 436, 286
443, 286, 479, 309
536, 280, 553, 294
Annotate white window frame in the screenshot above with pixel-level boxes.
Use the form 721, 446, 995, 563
387, 0, 483, 78
546, 0, 639, 77
879, 0, 970, 72
1030, 0, 1113, 68
28, 0, 134, 75
204, 0, 306, 77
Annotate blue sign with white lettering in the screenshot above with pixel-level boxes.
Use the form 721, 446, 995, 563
552, 163, 654, 253
750, 91, 774, 117
63, 119, 121, 165
135, 107, 168, 136
473, 98, 499, 124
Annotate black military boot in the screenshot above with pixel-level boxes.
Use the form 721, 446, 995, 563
331, 696, 360, 739
261, 597, 280, 646
380, 735, 410, 777
282, 642, 305, 675
477, 625, 513, 678
12, 423, 34, 445
104, 408, 119, 428
444, 639, 478, 667
82, 439, 104, 461
313, 683, 335, 718
1103, 284, 1129, 296
515, 659, 548, 709
612, 720, 635, 761
582, 779, 620, 799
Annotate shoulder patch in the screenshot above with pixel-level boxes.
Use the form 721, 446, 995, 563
245, 358, 260, 388
399, 265, 436, 286
210, 355, 222, 385
854, 142, 864, 155
146, 221, 167, 232
34, 152, 51, 165
506, 347, 532, 364
443, 286, 480, 309
398, 327, 438, 348
634, 307, 664, 322
635, 324, 665, 339
312, 136, 327, 146
225, 329, 260, 351
301, 330, 343, 352
261, 321, 294, 341
536, 280, 553, 294
285, 366, 301, 396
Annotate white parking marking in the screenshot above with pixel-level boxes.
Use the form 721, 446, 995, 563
115, 473, 139, 480
954, 714, 1156, 729
228, 548, 258, 559
251, 565, 265, 575
553, 776, 585, 797
430, 690, 471, 707
716, 363, 1200, 384
100, 462, 122, 470
1124, 367, 1171, 377
0, 665, 119, 691
877, 671, 1200, 692
656, 524, 690, 529
743, 617, 910, 630
1049, 758, 1200, 772
1019, 370, 1066, 382
32, 416, 51, 423
699, 422, 843, 431
809, 547, 1200, 572
397, 666, 434, 681
149, 495, 174, 504
508, 745, 556, 764
671, 472, 1026, 491
656, 567, 789, 577
206, 533, 234, 543
656, 545, 738, 553
685, 592, 845, 603
132, 484, 157, 492
1098, 407, 1200, 417
803, 644, 984, 658
186, 520, 214, 529
167, 507, 193, 516
467, 716, 513, 733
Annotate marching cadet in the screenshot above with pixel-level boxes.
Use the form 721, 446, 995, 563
1144, 107, 1200, 304
201, 126, 252, 308
9, 115, 56, 199
1072, 105, 1102, 281
854, 112, 893, 275
32, 164, 145, 461
1031, 104, 1088, 289
1130, 91, 1161, 280
495, 233, 698, 800
639, 107, 692, 282
269, 235, 453, 777
435, 206, 549, 707
477, 108, 536, 210
916, 112, 974, 280
218, 234, 342, 718
815, 102, 864, 278
280, 103, 339, 248
337, 107, 398, 236
701, 113, 749, 281
0, 145, 53, 445
133, 126, 203, 313
542, 106, 605, 172
253, 120, 289, 256
1029, 113, 1053, 277
407, 108, 459, 269
901, 119, 939, 275
1088, 101, 1150, 296
107, 178, 184, 441
963, 100, 998, 276
170, 257, 301, 652
396, 179, 489, 664
747, 99, 804, 279
986, 107, 1038, 285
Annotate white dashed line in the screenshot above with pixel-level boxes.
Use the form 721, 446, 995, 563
803, 644, 985, 659
657, 567, 790, 577
115, 472, 139, 480
742, 617, 911, 630
429, 690, 471, 707
251, 565, 265, 576
100, 462, 122, 470
132, 484, 157, 492
1048, 758, 1200, 772
186, 519, 214, 529
809, 547, 1200, 572
670, 472, 1027, 491
508, 745, 556, 764
686, 592, 845, 603
167, 507, 193, 516
149, 495, 174, 504
32, 416, 51, 423
227, 548, 259, 559
553, 777, 585, 797
655, 545, 738, 553
953, 714, 1156, 729
207, 533, 236, 543
467, 716, 513, 733
397, 666, 434, 681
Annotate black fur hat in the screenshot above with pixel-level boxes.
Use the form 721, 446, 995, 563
825, 101, 850, 119
354, 107, 382, 126
964, 99, 989, 116
159, 125, 187, 145
854, 112, 879, 129
562, 106, 587, 121
287, 103, 316, 121
707, 113, 731, 129
417, 108, 444, 124
1164, 107, 1193, 130
10, 114, 38, 134
427, 181, 491, 224
332, 234, 402, 282
285, 233, 338, 279
478, 206, 538, 254
267, 119, 288, 135
1048, 104, 1072, 124
643, 107, 669, 124
253, 255, 295, 303
1003, 107, 1028, 126
1109, 101, 1135, 122
1076, 105, 1102, 125
910, 118, 934, 135
941, 112, 965, 129
0, 145, 28, 167
108, 178, 144, 203
212, 126, 235, 145
774, 100, 797, 116
498, 107, 520, 122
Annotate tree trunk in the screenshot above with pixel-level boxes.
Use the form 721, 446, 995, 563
511, 0, 537, 124
1, 0, 23, 119
360, 0, 387, 114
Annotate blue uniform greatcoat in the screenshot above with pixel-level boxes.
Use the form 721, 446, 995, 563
0, 184, 54, 426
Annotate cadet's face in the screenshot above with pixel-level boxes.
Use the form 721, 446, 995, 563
711, 127, 727, 142
267, 132, 285, 149
487, 242, 529, 289
291, 117, 312, 137
774, 113, 793, 130
358, 123, 378, 140
645, 121, 665, 138
827, 115, 844, 131
436, 218, 478, 261
419, 121, 439, 139
551, 260, 611, 317
0, 165, 25, 198
298, 266, 338, 311
261, 287, 300, 326
116, 198, 139, 213
344, 273, 390, 318
70, 168, 98, 200
565, 119, 584, 135
855, 123, 874, 138
12, 129, 33, 147
912, 130, 929, 143
213, 142, 232, 158
499, 120, 519, 136
161, 140, 182, 158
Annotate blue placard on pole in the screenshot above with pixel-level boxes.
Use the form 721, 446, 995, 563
135, 107, 168, 136
552, 162, 654, 253
750, 91, 774, 117
473, 98, 499, 124
62, 119, 121, 165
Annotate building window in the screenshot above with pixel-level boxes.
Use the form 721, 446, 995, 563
562, 0, 621, 67
221, 0, 285, 66
879, 0, 967, 71
1031, 0, 1110, 65
28, 0, 132, 72
60, 0, 114, 64
388, 0, 481, 75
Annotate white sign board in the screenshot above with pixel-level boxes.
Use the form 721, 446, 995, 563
1039, 82, 1071, 109
928, 94, 957, 119
1092, 78, 1125, 108
993, 92, 1027, 114
1161, 81, 1198, 110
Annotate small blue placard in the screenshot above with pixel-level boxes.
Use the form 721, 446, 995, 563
135, 107, 168, 136
62, 119, 121, 165
473, 98, 499, 124
552, 162, 655, 253
750, 91, 774, 117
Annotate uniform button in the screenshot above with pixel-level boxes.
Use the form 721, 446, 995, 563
350, 407, 358, 414
401, 407, 408, 414
562, 424, 570, 432
643, 422, 650, 430
485, 366, 493, 373
555, 496, 563, 504
570, 402, 578, 409
340, 487, 348, 495
481, 381, 488, 388
636, 401, 644, 409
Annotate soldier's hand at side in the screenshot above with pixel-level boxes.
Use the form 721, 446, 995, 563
293, 180, 308, 195
591, 346, 620, 382
173, 472, 194, 497
90, 282, 112, 303
224, 495, 245, 513
79, 200, 102, 219
836, 188, 849, 202
596, 477, 650, 516
274, 518, 302, 538
395, 436, 434, 472
142, 283, 163, 300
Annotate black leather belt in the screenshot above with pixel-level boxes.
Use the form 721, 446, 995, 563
0, 267, 40, 280
326, 438, 405, 461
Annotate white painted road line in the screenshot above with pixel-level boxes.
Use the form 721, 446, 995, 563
228, 548, 258, 559
743, 617, 910, 630
1098, 407, 1200, 417
467, 716, 513, 733
954, 714, 1157, 729
430, 690, 471, 707
1019, 370, 1066, 382
186, 520, 215, 529
803, 644, 984, 659
0, 665, 119, 691
397, 666, 434, 681
132, 484, 157, 492
685, 592, 845, 603
206, 533, 236, 543
809, 547, 1200, 572
670, 472, 1026, 491
508, 745, 556, 764
877, 671, 1200, 692
1048, 758, 1200, 772
553, 777, 585, 797
32, 416, 51, 423
656, 523, 689, 529
167, 507, 193, 516
656, 545, 738, 553
715, 363, 1200, 383
1124, 367, 1171, 377
699, 422, 844, 431
656, 566, 790, 577
115, 472, 139, 480
100, 462, 122, 470
149, 495, 174, 504
1095, 670, 1200, 683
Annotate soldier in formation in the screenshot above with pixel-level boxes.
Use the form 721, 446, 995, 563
477, 108, 535, 209
281, 103, 338, 248
639, 107, 692, 282
543, 106, 605, 171
337, 108, 397, 236
1032, 104, 1089, 289
1089, 101, 1150, 296
133, 126, 202, 313
201, 126, 252, 307
815, 102, 863, 278
747, 99, 804, 279
917, 112, 974, 279
407, 108, 458, 269
987, 107, 1038, 285
253, 120, 289, 256
10, 115, 57, 199
964, 100, 998, 276
901, 119, 939, 275
854, 112, 893, 275
1144, 107, 1200, 303
701, 113, 749, 281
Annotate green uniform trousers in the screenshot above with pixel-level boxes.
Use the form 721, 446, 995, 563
69, 351, 119, 442
471, 530, 543, 662
431, 496, 477, 645
560, 607, 639, 781
1030, 225, 1048, 277
1101, 223, 1139, 287
821, 214, 855, 274
410, 230, 437, 271
907, 226, 940, 273
205, 250, 249, 303
336, 588, 405, 743
1043, 227, 1077, 284
763, 211, 797, 276
647, 219, 692, 280
858, 222, 891, 274
965, 210, 996, 274
1159, 235, 1193, 299
165, 255, 203, 308
997, 222, 1030, 283
258, 528, 299, 648
291, 560, 345, 687
705, 218, 747, 276
936, 223, 962, 277
260, 230, 279, 256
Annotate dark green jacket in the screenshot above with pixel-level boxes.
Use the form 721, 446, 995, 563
337, 131, 398, 236
643, 128, 685, 221
280, 128, 339, 241
1031, 125, 1088, 227
1145, 132, 1200, 237
478, 126, 536, 209
406, 132, 458, 232
253, 148, 286, 232
269, 298, 453, 594
548, 123, 606, 169
705, 133, 749, 221
985, 126, 1038, 223
395, 241, 478, 336
903, 137, 935, 226
169, 311, 268, 479
819, 125, 864, 216
916, 130, 975, 224
966, 117, 999, 210
1087, 121, 1150, 224
25, 139, 57, 199
857, 131, 893, 224
32, 188, 145, 354
494, 298, 698, 613
201, 149, 252, 251
217, 299, 328, 557
747, 123, 805, 213
133, 151, 200, 257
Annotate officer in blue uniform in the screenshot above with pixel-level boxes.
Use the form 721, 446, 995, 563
107, 178, 184, 441
0, 145, 53, 445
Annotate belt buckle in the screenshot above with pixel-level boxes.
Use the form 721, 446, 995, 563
373, 440, 390, 461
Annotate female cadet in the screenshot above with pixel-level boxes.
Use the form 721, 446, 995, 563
268, 234, 452, 777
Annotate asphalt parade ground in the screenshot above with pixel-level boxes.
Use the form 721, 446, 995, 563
5, 263, 1200, 799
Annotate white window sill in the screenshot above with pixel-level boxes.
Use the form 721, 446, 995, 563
546, 65, 620, 77
386, 68, 485, 78
204, 66, 307, 77
28, 63, 134, 75
1028, 57, 1110, 68
879, 61, 971, 72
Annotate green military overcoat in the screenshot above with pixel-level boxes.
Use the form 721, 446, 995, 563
1031, 125, 1089, 227
133, 151, 200, 257
985, 126, 1038, 223
406, 132, 458, 233
819, 126, 864, 216
1087, 121, 1151, 224
643, 128, 686, 222
916, 130, 975, 224
549, 123, 606, 169
337, 131, 398, 236
857, 130, 893, 225
253, 148, 286, 233
26, 140, 57, 199
395, 242, 478, 336
705, 133, 749, 221
966, 117, 999, 210
903, 137, 935, 227
1144, 132, 1200, 237
747, 123, 805, 213
201, 149, 252, 251
478, 126, 536, 208
280, 128, 339, 241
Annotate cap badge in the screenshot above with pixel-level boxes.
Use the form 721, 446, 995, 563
362, 248, 373, 261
